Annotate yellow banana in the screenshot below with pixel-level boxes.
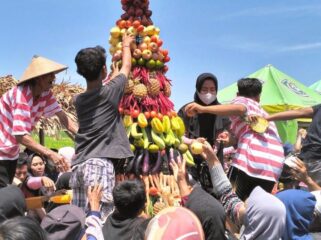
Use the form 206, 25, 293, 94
151, 117, 164, 134
183, 152, 195, 167
137, 113, 148, 128
162, 115, 171, 133
123, 115, 133, 128
175, 116, 186, 137
185, 150, 195, 166
171, 117, 180, 131
131, 123, 143, 139
151, 129, 165, 150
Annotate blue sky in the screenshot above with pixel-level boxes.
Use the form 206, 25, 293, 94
1, 0, 321, 110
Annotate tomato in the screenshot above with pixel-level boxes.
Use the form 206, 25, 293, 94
118, 107, 124, 114
124, 109, 130, 115
117, 20, 127, 29
144, 111, 151, 119
150, 35, 158, 43
132, 20, 141, 28
157, 39, 163, 47
162, 49, 168, 57
125, 20, 132, 28
150, 111, 157, 118
157, 113, 163, 120
164, 56, 170, 63
131, 109, 140, 118
166, 111, 172, 118
171, 111, 177, 117
163, 65, 169, 73
136, 25, 144, 32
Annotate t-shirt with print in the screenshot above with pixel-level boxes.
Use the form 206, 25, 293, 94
299, 104, 321, 161
229, 96, 284, 182
0, 85, 61, 160
73, 74, 133, 166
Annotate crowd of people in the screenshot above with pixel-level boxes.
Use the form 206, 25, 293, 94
1, 33, 321, 240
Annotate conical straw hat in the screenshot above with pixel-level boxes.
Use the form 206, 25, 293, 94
18, 55, 67, 85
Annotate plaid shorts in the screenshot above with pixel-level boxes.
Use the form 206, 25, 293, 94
70, 158, 115, 219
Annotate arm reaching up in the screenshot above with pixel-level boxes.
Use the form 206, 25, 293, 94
119, 33, 135, 78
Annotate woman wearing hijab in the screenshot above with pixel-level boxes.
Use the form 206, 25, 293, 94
276, 189, 316, 240
178, 73, 230, 190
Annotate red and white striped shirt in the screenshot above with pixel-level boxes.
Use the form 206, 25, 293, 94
0, 85, 61, 160
230, 96, 284, 182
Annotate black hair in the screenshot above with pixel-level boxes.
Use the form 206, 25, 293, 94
17, 152, 28, 168
0, 216, 47, 240
113, 180, 146, 218
237, 78, 262, 98
75, 45, 106, 82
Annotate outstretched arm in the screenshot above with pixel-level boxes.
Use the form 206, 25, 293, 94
119, 33, 135, 78
266, 107, 313, 121
185, 102, 246, 117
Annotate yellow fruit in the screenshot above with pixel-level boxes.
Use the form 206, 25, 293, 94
162, 115, 171, 133
178, 143, 188, 153
175, 117, 185, 137
191, 142, 203, 155
110, 27, 121, 38
131, 123, 143, 139
123, 115, 133, 127
148, 144, 159, 153
137, 113, 148, 128
130, 144, 136, 152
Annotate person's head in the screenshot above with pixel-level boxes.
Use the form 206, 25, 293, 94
58, 147, 75, 169
241, 186, 286, 240
145, 207, 205, 240
27, 153, 46, 177
75, 46, 107, 82
41, 205, 86, 240
276, 189, 316, 240
15, 152, 28, 182
113, 180, 146, 218
0, 185, 26, 223
237, 78, 262, 102
0, 216, 46, 240
18, 55, 67, 93
194, 73, 218, 105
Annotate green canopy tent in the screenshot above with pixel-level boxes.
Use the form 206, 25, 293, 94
309, 80, 321, 94
218, 65, 321, 143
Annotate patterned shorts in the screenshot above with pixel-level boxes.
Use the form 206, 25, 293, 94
70, 158, 115, 219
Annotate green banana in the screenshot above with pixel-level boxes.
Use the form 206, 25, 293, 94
141, 128, 150, 149
151, 129, 165, 150
131, 123, 143, 139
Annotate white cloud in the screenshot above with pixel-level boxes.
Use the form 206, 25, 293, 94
278, 42, 321, 52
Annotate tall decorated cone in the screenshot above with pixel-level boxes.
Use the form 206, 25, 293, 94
107, 0, 194, 215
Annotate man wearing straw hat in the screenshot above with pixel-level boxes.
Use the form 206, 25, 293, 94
0, 55, 78, 188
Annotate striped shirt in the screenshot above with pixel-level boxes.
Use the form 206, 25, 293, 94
0, 85, 61, 160
230, 96, 284, 182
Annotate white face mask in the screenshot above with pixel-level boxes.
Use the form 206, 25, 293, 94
197, 92, 216, 105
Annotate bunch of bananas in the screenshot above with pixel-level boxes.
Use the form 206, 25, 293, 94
123, 113, 195, 167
